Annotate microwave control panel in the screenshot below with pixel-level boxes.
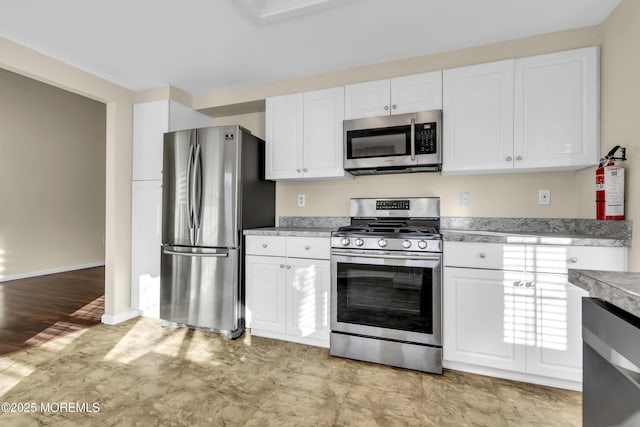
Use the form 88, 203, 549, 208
415, 122, 437, 154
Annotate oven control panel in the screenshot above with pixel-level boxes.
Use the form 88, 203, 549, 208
376, 200, 410, 210
331, 234, 442, 253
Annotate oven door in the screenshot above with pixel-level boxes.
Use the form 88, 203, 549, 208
331, 249, 442, 347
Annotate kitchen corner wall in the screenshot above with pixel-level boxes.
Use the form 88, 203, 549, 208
0, 69, 106, 277
594, 0, 640, 271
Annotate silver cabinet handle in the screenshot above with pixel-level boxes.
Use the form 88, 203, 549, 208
279, 264, 284, 268
296, 168, 301, 173
513, 281, 523, 287
303, 168, 308, 172
384, 105, 389, 111
525, 281, 536, 288
305, 245, 310, 250
262, 243, 268, 248
569, 257, 578, 263
516, 155, 523, 161
286, 265, 291, 269
479, 253, 486, 259
392, 104, 397, 109
506, 156, 513, 161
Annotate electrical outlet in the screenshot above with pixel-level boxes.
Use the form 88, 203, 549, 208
297, 194, 306, 207
460, 192, 471, 207
538, 189, 551, 205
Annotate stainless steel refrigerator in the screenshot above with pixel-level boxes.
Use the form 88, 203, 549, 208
160, 125, 275, 338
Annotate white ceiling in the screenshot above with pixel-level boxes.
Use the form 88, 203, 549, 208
0, 0, 622, 95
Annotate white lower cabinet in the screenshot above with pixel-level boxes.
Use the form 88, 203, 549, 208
443, 241, 628, 389
245, 235, 330, 347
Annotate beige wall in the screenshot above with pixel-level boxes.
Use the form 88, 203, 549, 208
596, 0, 640, 270
0, 37, 134, 319
0, 69, 106, 277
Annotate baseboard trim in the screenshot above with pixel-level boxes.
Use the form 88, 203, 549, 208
101, 309, 140, 325
442, 360, 582, 391
0, 261, 106, 283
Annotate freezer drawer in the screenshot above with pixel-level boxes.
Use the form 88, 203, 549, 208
160, 246, 241, 334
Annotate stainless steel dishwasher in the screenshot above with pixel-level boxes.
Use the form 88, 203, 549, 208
582, 298, 640, 427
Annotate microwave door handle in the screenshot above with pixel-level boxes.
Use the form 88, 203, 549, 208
410, 117, 416, 161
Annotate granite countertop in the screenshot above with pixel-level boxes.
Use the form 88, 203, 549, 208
243, 216, 632, 247
442, 229, 627, 247
569, 269, 640, 318
243, 227, 334, 237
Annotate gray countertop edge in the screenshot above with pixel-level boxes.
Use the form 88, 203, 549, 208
569, 269, 640, 318
442, 231, 627, 247
243, 227, 334, 237
243, 227, 628, 247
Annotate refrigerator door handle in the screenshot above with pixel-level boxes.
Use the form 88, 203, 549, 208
163, 245, 229, 258
193, 143, 203, 231
186, 143, 196, 245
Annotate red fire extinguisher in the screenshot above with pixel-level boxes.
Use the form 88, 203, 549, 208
596, 146, 626, 220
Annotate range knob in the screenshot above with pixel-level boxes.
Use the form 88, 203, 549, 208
340, 237, 351, 246
417, 240, 428, 250
378, 239, 387, 248
354, 238, 364, 247
402, 240, 412, 249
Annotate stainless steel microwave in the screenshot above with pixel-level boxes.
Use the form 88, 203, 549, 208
343, 110, 442, 175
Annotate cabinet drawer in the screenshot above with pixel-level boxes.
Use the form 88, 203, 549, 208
444, 241, 525, 271
533, 245, 628, 274
245, 236, 286, 256
286, 236, 330, 259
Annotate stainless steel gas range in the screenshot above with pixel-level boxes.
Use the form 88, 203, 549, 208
330, 197, 443, 374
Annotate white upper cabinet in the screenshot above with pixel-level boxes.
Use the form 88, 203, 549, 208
514, 47, 599, 170
132, 100, 213, 181
344, 71, 443, 119
443, 47, 599, 174
391, 72, 444, 115
133, 101, 169, 181
266, 93, 303, 180
266, 87, 348, 180
303, 87, 346, 179
442, 60, 515, 174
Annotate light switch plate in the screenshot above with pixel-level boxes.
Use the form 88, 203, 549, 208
297, 194, 306, 207
460, 192, 471, 207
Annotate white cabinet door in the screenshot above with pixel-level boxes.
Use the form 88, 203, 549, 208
444, 267, 526, 372
344, 79, 391, 119
526, 273, 587, 382
266, 93, 304, 180
286, 259, 330, 343
443, 60, 515, 174
303, 87, 347, 179
133, 101, 169, 181
131, 180, 162, 318
514, 47, 599, 171
245, 255, 287, 333
391, 71, 442, 114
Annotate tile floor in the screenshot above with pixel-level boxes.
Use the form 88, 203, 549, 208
0, 318, 581, 426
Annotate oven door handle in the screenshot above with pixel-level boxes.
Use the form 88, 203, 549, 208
331, 251, 441, 261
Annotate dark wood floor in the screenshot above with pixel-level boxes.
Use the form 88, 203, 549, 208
0, 266, 104, 356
